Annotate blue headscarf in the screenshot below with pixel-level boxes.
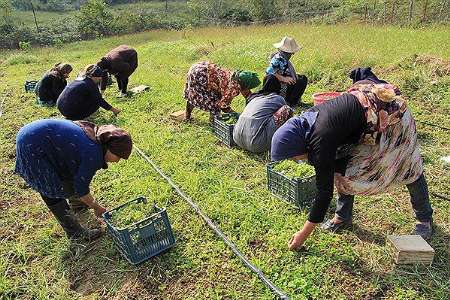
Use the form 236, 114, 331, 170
271, 111, 318, 162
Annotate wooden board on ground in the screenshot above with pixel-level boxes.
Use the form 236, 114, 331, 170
130, 85, 150, 95
387, 235, 435, 265
440, 155, 450, 165
170, 110, 186, 122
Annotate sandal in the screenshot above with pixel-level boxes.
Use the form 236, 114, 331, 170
320, 219, 352, 233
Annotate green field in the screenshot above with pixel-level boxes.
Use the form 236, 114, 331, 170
0, 23, 449, 299
12, 1, 189, 27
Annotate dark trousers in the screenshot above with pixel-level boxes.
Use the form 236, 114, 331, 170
285, 74, 308, 106
116, 76, 129, 94
40, 194, 65, 206
335, 173, 433, 223
262, 74, 308, 106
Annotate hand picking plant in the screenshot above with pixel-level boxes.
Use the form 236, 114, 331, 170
273, 160, 315, 179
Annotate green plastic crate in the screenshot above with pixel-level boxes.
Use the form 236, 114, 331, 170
103, 197, 176, 265
266, 162, 317, 208
211, 112, 240, 148
24, 80, 38, 93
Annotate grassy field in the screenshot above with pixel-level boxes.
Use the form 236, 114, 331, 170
12, 1, 189, 28
0, 23, 449, 299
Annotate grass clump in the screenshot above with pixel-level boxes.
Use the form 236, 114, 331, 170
4, 54, 38, 66
273, 160, 315, 179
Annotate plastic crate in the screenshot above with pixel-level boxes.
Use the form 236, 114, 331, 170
24, 80, 38, 93
103, 197, 176, 265
211, 112, 239, 148
266, 162, 317, 208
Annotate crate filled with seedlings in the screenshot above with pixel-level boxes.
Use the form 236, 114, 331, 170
103, 196, 175, 265
267, 160, 317, 208
211, 112, 240, 148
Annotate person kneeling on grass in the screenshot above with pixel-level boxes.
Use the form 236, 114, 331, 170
233, 74, 293, 153
183, 61, 261, 121
265, 36, 308, 107
97, 45, 138, 97
15, 119, 133, 241
57, 65, 120, 121
271, 78, 433, 251
36, 63, 73, 106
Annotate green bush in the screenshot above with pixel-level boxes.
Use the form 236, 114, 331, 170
78, 0, 114, 39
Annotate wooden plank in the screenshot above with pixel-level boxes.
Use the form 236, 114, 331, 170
130, 85, 150, 95
387, 235, 434, 265
170, 110, 186, 122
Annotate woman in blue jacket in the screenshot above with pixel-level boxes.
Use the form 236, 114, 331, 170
15, 119, 132, 241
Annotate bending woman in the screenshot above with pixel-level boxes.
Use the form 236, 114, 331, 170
36, 63, 73, 106
233, 76, 293, 153
57, 65, 120, 121
183, 61, 261, 121
97, 45, 138, 97
271, 81, 433, 250
15, 119, 132, 241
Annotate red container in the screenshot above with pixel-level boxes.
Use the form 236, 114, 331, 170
312, 92, 342, 106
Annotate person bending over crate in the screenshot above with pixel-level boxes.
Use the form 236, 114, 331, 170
183, 61, 261, 121
15, 119, 133, 241
97, 45, 138, 97
271, 74, 433, 251
35, 63, 73, 106
57, 65, 121, 121
233, 75, 293, 153
264, 36, 308, 107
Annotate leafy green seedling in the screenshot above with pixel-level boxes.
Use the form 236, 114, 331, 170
220, 112, 239, 125
273, 160, 315, 179
111, 202, 151, 228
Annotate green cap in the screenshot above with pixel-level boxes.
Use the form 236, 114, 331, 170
233, 70, 261, 90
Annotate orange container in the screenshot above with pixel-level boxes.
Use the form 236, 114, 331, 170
312, 92, 342, 106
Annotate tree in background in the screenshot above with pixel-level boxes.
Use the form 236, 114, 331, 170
78, 0, 113, 38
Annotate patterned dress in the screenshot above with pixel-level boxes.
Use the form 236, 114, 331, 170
334, 83, 423, 195
183, 62, 241, 115
15, 119, 105, 199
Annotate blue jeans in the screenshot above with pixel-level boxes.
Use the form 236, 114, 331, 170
335, 173, 433, 222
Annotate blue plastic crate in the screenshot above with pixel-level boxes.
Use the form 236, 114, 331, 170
211, 112, 240, 148
24, 80, 38, 93
103, 197, 176, 265
267, 162, 317, 208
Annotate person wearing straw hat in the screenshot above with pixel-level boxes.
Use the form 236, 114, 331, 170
14, 119, 133, 241
265, 36, 308, 107
183, 61, 261, 121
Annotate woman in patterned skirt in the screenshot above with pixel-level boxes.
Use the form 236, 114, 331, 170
15, 119, 132, 241
271, 73, 433, 250
183, 61, 261, 121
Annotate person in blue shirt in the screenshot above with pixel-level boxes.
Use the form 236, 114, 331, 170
57, 65, 120, 121
265, 37, 308, 107
15, 119, 133, 241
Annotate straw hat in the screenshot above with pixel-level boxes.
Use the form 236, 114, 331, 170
273, 36, 301, 53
